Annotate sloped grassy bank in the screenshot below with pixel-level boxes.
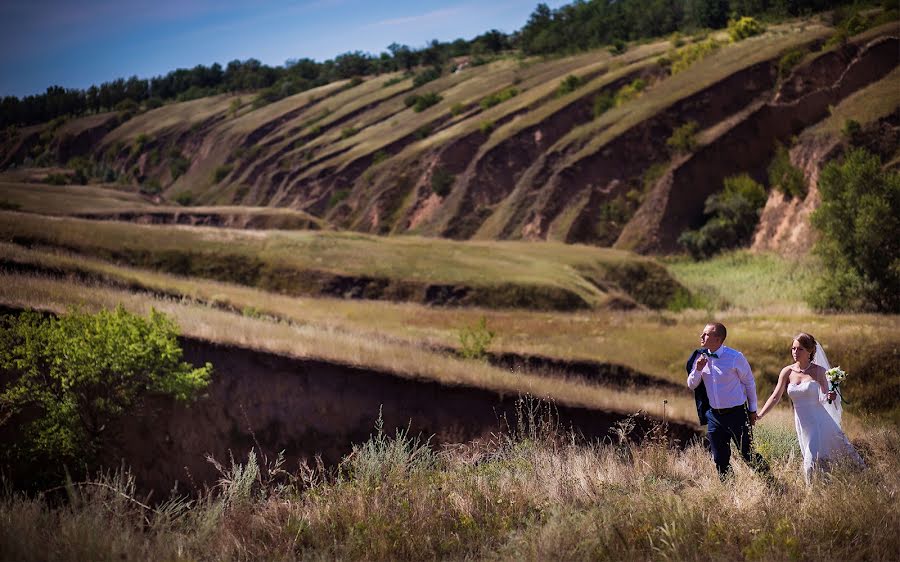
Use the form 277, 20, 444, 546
0, 211, 691, 310
1, 408, 896, 561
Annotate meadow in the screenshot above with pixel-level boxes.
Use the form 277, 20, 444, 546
1, 203, 898, 560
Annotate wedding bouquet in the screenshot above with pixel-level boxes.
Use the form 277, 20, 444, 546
825, 366, 848, 404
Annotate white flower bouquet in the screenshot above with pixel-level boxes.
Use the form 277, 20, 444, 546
825, 366, 848, 404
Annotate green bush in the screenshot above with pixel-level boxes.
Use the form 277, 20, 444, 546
169, 153, 190, 180
810, 148, 900, 312
841, 119, 861, 139
329, 189, 350, 207
0, 307, 211, 477
778, 48, 806, 79
666, 121, 699, 154
431, 167, 455, 197
479, 120, 495, 134
174, 191, 195, 206
767, 142, 806, 198
557, 75, 582, 97
479, 87, 519, 110
457, 317, 494, 361
212, 163, 233, 183
341, 126, 359, 139
406, 92, 442, 113
413, 67, 442, 87
615, 78, 647, 105
678, 174, 767, 259
450, 102, 466, 116
668, 39, 722, 74
609, 39, 627, 55
728, 17, 765, 42
592, 91, 615, 118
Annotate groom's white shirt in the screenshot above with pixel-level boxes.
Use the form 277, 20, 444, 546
687, 345, 759, 411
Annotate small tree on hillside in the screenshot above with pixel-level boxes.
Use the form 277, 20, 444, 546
810, 148, 900, 312
0, 306, 212, 479
678, 174, 767, 259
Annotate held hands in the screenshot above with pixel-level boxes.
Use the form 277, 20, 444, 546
826, 390, 837, 403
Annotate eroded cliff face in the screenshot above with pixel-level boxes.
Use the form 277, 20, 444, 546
101, 339, 699, 495
750, 137, 837, 254
615, 35, 899, 254
2, 26, 897, 253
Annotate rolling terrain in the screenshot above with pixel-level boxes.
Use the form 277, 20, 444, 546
2, 18, 897, 253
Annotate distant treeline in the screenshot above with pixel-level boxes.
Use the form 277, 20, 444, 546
0, 30, 510, 130
0, 0, 863, 129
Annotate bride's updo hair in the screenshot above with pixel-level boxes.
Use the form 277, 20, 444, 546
794, 332, 817, 361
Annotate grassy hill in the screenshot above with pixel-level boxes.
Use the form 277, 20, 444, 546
2, 16, 896, 253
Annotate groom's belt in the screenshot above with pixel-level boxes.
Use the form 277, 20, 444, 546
709, 405, 745, 414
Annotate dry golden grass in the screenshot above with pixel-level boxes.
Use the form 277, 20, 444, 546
804, 66, 900, 138
0, 270, 699, 424
0, 211, 684, 308
1, 401, 895, 561
0, 181, 150, 214
2, 241, 897, 401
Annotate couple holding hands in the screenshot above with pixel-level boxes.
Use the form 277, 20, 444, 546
686, 322, 863, 483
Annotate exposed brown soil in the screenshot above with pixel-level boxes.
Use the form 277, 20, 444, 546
105, 338, 699, 495
617, 35, 899, 253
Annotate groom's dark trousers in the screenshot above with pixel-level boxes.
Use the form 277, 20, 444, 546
706, 405, 769, 478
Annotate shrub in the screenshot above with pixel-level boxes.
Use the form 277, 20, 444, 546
778, 48, 806, 79
615, 78, 647, 105
174, 191, 195, 206
145, 97, 164, 110
212, 164, 233, 183
412, 67, 442, 87
457, 317, 494, 360
406, 92, 442, 113
557, 75, 582, 97
329, 189, 350, 207
479, 87, 518, 110
479, 120, 495, 134
767, 142, 806, 198
0, 307, 211, 479
229, 97, 242, 118
450, 102, 466, 116
678, 174, 767, 259
430, 167, 455, 197
592, 91, 615, 118
141, 178, 162, 195
809, 148, 900, 312
841, 119, 861, 139
414, 125, 433, 139
169, 153, 190, 180
415, 92, 442, 112
728, 17, 765, 42
609, 39, 627, 55
668, 38, 722, 74
666, 121, 699, 154
340, 126, 358, 139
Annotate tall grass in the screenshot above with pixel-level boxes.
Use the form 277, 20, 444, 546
2, 405, 896, 561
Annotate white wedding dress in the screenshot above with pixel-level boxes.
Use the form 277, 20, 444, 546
787, 379, 864, 483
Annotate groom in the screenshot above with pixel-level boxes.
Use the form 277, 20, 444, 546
686, 322, 769, 479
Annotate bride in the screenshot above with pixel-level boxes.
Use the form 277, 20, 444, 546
756, 332, 863, 483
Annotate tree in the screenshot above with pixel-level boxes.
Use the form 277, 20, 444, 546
0, 306, 212, 479
810, 148, 900, 312
679, 174, 767, 259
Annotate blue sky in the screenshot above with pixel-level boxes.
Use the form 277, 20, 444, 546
0, 0, 568, 98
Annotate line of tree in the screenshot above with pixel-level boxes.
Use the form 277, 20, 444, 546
517, 0, 859, 55
0, 0, 870, 129
0, 30, 511, 130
